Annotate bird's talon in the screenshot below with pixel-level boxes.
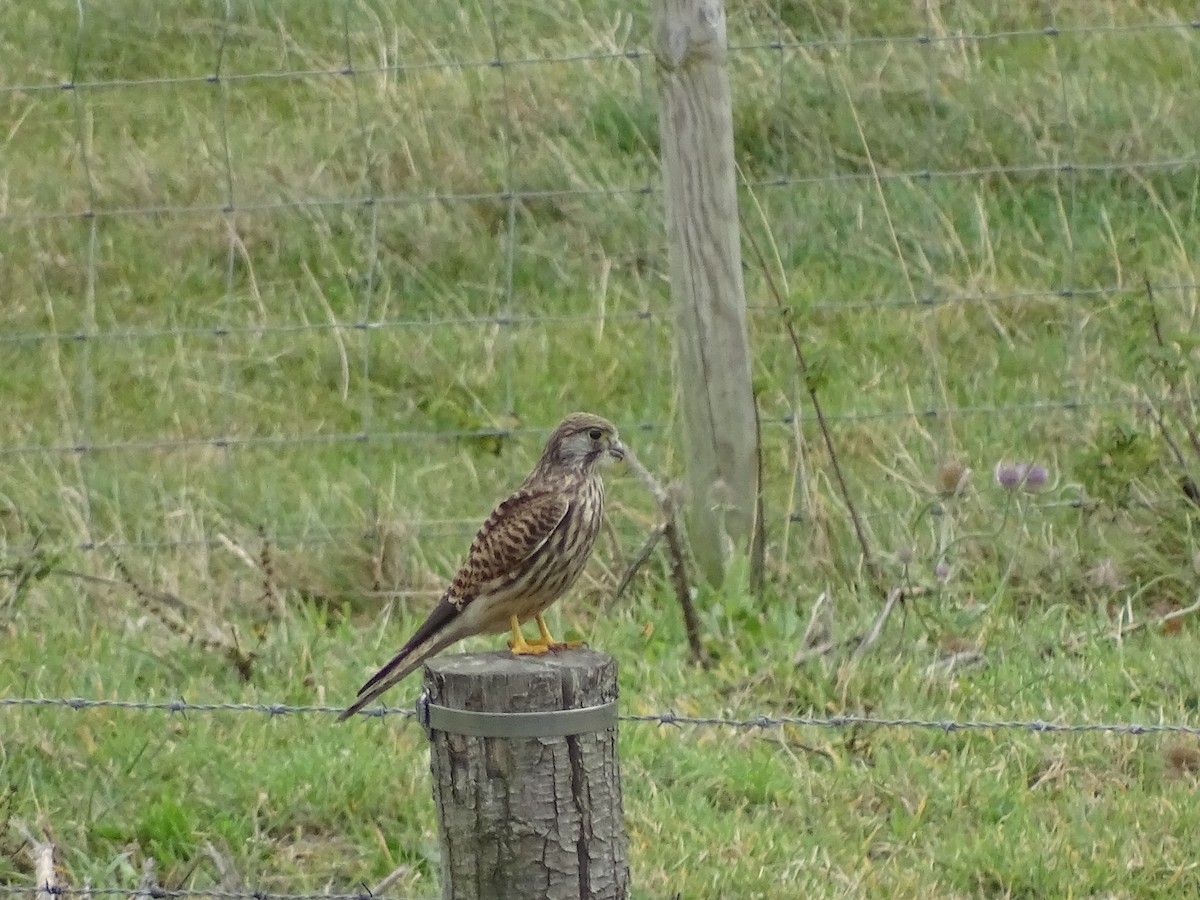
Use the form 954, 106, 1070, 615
508, 639, 551, 657
508, 618, 553, 656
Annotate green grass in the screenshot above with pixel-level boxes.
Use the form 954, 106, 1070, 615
3, 0, 1200, 897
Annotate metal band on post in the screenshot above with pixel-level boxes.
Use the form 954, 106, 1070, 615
418, 691, 618, 738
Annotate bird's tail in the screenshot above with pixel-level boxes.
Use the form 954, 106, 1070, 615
337, 629, 462, 722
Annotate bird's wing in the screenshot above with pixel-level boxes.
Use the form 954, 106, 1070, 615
339, 488, 570, 719
449, 487, 572, 600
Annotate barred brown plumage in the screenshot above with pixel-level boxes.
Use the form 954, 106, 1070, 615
338, 412, 625, 721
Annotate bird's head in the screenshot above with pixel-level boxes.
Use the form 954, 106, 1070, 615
539, 412, 625, 474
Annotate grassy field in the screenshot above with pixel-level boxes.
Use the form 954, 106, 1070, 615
3, 0, 1200, 896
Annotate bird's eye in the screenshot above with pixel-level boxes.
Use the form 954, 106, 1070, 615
588, 427, 603, 441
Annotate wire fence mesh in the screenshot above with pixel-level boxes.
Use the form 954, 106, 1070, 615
3, 2, 1197, 551
3, 1, 1200, 894
1, 2, 1197, 669
2, 0, 1198, 701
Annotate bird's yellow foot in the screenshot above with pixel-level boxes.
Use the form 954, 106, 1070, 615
508, 615, 550, 656
533, 614, 584, 652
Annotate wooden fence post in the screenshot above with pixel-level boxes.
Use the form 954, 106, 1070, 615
654, 0, 761, 586
422, 650, 629, 900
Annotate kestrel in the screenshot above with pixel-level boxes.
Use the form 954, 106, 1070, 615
338, 412, 625, 720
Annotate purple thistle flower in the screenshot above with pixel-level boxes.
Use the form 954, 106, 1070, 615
935, 559, 951, 582
1022, 465, 1049, 491
994, 462, 1025, 489
994, 461, 1049, 492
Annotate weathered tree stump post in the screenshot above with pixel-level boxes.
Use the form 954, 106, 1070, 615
422, 650, 629, 900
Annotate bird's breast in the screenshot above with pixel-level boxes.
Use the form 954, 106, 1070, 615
483, 476, 605, 616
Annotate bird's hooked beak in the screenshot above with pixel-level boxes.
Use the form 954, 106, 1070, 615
607, 437, 626, 462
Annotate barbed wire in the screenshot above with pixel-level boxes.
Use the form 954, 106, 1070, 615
0, 697, 401, 717
621, 711, 1200, 737
2, 696, 1197, 737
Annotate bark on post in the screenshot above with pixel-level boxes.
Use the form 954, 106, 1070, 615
423, 650, 628, 900
654, 0, 761, 586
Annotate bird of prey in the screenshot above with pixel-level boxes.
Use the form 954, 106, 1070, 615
338, 412, 625, 721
